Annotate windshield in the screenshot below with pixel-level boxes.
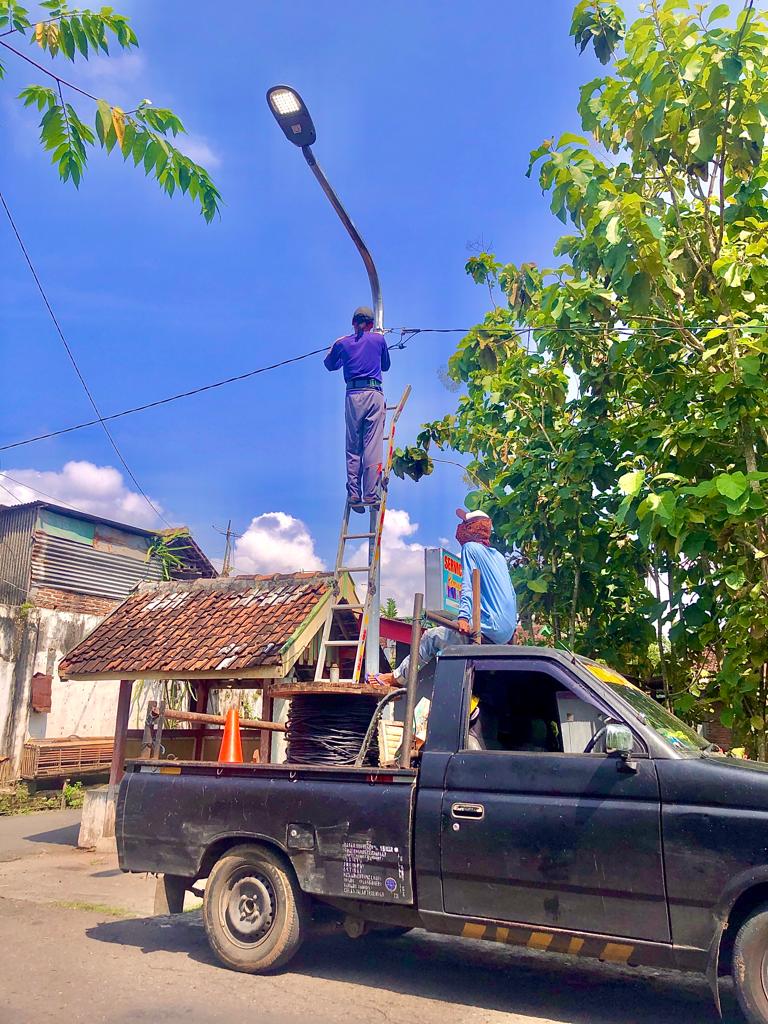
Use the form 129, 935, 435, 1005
582, 661, 708, 754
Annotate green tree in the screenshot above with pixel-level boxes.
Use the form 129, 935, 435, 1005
0, 1, 220, 219
395, 0, 768, 753
383, 597, 399, 619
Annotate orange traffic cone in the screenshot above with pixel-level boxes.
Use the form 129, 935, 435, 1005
218, 707, 243, 763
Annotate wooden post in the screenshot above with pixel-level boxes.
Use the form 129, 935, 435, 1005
109, 679, 132, 787
193, 682, 210, 760
472, 568, 482, 644
399, 592, 424, 769
259, 691, 274, 765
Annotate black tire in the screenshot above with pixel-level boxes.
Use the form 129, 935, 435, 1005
733, 904, 768, 1024
203, 844, 307, 973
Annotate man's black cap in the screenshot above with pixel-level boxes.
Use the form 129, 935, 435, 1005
352, 306, 375, 323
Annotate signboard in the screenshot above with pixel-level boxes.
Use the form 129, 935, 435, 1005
425, 548, 463, 619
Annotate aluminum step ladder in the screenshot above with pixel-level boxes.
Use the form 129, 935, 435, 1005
315, 385, 411, 684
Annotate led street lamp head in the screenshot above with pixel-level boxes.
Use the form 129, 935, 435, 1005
266, 85, 316, 147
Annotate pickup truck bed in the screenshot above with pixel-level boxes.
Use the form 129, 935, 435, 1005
119, 762, 417, 905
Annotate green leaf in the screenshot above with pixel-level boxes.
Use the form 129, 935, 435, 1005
716, 472, 748, 500
527, 578, 549, 593
722, 55, 743, 85
688, 125, 718, 163
619, 470, 645, 496
708, 4, 730, 22
95, 99, 112, 146
725, 570, 747, 590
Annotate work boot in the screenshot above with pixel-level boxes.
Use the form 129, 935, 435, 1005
350, 501, 365, 514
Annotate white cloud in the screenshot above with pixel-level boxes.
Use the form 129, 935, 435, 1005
75, 52, 147, 90
180, 135, 222, 169
0, 460, 162, 529
233, 512, 325, 575
352, 508, 426, 616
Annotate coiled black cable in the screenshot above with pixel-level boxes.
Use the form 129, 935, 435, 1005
285, 694, 379, 766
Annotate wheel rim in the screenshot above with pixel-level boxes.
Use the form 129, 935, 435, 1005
220, 867, 276, 947
761, 945, 768, 1002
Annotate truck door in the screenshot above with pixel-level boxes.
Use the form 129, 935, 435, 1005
439, 658, 670, 942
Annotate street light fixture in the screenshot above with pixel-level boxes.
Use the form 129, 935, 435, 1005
265, 84, 383, 331
266, 83, 386, 682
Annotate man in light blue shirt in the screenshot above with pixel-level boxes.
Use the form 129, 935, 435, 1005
372, 508, 517, 686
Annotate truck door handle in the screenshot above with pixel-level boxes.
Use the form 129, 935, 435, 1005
451, 802, 485, 820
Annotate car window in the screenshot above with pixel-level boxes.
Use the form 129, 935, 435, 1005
465, 667, 636, 755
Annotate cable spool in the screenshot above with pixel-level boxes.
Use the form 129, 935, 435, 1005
286, 694, 379, 766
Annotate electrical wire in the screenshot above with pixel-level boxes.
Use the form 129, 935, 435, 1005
0, 187, 169, 526
285, 694, 379, 766
2, 320, 750, 455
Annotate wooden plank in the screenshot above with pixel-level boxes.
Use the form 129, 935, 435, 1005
193, 682, 210, 760
259, 693, 274, 764
109, 679, 133, 786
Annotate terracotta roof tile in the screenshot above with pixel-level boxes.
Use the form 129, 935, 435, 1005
60, 573, 331, 679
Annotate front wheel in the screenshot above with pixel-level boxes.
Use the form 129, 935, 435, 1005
203, 844, 308, 973
733, 904, 768, 1024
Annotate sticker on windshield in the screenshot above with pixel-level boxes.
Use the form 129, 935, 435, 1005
585, 663, 635, 688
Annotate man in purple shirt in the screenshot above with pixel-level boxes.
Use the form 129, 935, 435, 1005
324, 306, 391, 512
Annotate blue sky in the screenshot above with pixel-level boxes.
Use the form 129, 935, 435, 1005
0, 1, 610, 609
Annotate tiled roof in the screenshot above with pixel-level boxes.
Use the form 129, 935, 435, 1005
59, 573, 331, 680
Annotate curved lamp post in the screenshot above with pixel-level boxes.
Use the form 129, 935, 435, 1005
266, 85, 383, 331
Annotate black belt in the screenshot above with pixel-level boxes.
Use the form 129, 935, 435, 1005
346, 377, 383, 391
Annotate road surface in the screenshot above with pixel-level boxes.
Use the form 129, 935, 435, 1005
0, 896, 746, 1024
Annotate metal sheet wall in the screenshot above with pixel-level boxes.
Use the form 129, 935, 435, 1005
0, 505, 37, 605
31, 532, 165, 600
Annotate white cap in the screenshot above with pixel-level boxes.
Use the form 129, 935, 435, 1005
456, 507, 491, 522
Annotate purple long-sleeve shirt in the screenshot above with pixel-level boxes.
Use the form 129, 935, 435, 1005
324, 331, 391, 385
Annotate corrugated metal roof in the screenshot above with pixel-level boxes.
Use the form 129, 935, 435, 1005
32, 532, 164, 600
0, 503, 36, 604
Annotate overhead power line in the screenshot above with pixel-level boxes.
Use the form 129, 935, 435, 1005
0, 187, 168, 526
2, 318, 766, 456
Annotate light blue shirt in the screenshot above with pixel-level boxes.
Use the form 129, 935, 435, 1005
458, 542, 517, 644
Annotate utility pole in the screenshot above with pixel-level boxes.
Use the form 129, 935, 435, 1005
213, 520, 235, 577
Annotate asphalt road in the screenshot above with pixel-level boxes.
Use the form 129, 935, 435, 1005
0, 807, 81, 862
0, 897, 746, 1024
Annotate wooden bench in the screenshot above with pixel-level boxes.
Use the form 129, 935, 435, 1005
19, 737, 113, 780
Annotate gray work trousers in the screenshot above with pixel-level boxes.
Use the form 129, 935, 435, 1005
345, 389, 385, 504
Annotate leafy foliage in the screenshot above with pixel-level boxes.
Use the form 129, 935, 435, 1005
396, 0, 768, 754
2, 3, 220, 220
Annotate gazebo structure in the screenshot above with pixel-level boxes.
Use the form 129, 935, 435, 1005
59, 571, 360, 845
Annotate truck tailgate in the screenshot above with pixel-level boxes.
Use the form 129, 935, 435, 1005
118, 763, 417, 905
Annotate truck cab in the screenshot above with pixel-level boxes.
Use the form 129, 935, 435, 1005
118, 646, 768, 1024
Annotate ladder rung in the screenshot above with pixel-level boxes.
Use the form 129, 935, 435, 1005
316, 678, 361, 685
340, 566, 370, 573
332, 603, 364, 611
343, 532, 375, 540
323, 639, 361, 647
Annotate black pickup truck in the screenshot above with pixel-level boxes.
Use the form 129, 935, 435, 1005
118, 646, 768, 1024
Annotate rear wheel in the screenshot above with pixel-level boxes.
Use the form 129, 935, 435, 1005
732, 904, 768, 1024
203, 844, 307, 973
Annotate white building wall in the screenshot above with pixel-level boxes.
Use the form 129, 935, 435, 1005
0, 602, 122, 777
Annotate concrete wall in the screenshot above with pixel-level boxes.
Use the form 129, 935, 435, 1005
0, 601, 119, 776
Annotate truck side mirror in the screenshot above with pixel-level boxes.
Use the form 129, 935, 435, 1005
606, 723, 637, 771
606, 723, 634, 755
